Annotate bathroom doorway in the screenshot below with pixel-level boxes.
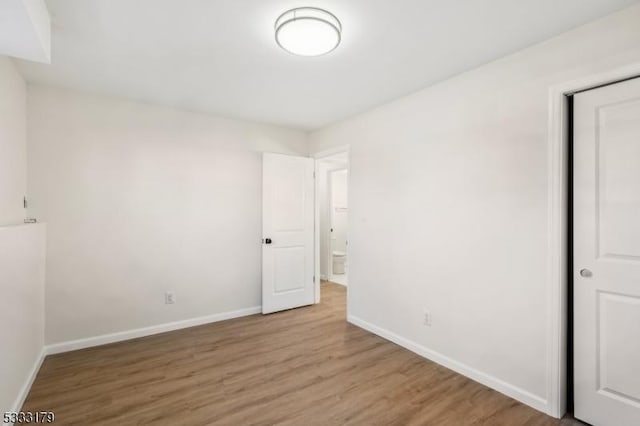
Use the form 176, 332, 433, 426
328, 168, 348, 285
314, 147, 349, 301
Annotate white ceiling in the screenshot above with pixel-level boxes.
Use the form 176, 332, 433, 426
16, 0, 639, 130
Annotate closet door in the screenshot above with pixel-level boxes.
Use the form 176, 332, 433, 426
574, 77, 640, 426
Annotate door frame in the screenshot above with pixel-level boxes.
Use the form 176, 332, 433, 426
313, 145, 350, 304
547, 62, 640, 418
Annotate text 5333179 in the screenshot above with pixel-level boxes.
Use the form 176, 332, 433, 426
3, 411, 55, 424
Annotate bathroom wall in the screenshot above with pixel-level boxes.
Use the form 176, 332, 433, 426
330, 169, 348, 256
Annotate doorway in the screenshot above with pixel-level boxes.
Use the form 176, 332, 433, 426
327, 168, 348, 285
545, 64, 640, 420
314, 147, 350, 302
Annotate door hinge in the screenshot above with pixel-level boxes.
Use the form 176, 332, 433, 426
313, 275, 316, 283
23, 196, 27, 209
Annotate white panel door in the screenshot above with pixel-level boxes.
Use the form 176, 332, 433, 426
574, 77, 640, 426
262, 153, 315, 314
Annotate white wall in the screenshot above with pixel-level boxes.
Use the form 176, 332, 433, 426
331, 169, 348, 209
0, 56, 27, 225
330, 169, 348, 255
0, 224, 46, 415
27, 86, 308, 345
0, 56, 45, 416
309, 4, 640, 415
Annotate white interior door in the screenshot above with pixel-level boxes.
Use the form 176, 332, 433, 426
262, 153, 315, 314
574, 77, 640, 426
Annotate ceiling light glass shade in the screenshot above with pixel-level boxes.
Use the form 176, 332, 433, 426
275, 7, 342, 57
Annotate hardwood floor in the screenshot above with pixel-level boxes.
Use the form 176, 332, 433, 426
23, 282, 583, 425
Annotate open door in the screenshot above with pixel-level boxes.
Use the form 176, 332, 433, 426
574, 77, 640, 426
262, 153, 315, 314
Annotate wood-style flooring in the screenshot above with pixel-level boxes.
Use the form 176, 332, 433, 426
23, 282, 583, 425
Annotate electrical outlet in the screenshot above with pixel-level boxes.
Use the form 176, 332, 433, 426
423, 309, 432, 326
165, 291, 176, 304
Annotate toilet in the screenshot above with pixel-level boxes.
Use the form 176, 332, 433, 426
332, 251, 347, 274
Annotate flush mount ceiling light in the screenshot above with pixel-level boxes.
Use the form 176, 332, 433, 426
275, 7, 342, 57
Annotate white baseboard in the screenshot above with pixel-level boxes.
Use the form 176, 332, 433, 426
7, 306, 262, 424
10, 309, 548, 422
320, 274, 328, 280
10, 346, 47, 416
46, 306, 262, 355
347, 315, 549, 415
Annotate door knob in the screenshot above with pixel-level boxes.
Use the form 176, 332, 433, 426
264, 238, 272, 245
579, 268, 593, 278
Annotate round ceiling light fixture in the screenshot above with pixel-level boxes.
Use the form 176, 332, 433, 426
275, 7, 342, 57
